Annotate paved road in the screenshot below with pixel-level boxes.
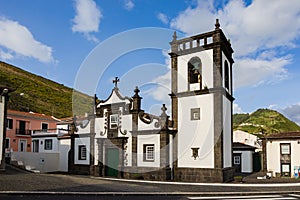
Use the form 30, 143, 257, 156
1, 165, 300, 199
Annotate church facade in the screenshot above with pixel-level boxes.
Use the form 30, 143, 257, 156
69, 20, 235, 182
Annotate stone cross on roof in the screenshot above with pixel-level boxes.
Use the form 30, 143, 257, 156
113, 77, 120, 88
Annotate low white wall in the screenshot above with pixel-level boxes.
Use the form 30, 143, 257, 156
11, 152, 60, 173
58, 139, 71, 172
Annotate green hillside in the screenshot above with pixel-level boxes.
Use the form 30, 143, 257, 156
0, 61, 93, 118
233, 108, 300, 134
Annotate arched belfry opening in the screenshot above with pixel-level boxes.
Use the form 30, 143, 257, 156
224, 60, 230, 91
188, 57, 202, 88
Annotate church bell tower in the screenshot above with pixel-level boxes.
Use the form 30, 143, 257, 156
169, 19, 235, 182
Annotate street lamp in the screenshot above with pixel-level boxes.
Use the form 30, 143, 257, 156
0, 87, 12, 171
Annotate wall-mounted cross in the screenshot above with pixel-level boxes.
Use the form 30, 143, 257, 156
113, 77, 120, 88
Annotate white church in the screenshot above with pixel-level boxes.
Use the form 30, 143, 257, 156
69, 19, 235, 182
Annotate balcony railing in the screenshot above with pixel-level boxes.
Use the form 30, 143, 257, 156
32, 128, 70, 135
15, 129, 31, 136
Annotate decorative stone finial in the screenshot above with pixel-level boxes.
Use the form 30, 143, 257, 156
215, 18, 220, 30
161, 104, 167, 115
172, 31, 177, 42
134, 86, 139, 94
133, 86, 141, 98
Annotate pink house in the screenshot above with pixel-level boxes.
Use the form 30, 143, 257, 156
5, 110, 59, 153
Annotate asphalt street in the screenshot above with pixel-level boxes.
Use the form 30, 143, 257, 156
1, 165, 300, 199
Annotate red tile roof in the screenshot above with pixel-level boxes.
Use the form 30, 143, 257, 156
265, 131, 300, 139
8, 110, 59, 122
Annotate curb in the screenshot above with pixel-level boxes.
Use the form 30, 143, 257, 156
0, 191, 300, 196
91, 176, 300, 187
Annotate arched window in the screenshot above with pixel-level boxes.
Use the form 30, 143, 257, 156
224, 60, 229, 90
188, 57, 202, 87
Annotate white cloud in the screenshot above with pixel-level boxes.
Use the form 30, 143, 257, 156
277, 103, 300, 125
157, 13, 169, 24
0, 17, 54, 63
124, 0, 135, 11
0, 50, 13, 60
233, 103, 243, 114
72, 0, 102, 42
170, 0, 300, 89
234, 55, 291, 89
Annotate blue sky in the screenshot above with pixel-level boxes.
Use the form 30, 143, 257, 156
1, 0, 300, 124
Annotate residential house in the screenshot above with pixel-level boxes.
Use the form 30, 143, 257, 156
5, 110, 59, 156
233, 130, 262, 173
263, 131, 300, 178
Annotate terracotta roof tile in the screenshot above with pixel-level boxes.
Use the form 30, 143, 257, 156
265, 131, 300, 139
8, 109, 59, 122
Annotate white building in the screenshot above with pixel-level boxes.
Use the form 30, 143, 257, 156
70, 19, 235, 182
232, 130, 262, 173
233, 130, 262, 149
264, 131, 300, 178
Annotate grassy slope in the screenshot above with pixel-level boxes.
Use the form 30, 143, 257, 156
233, 108, 300, 134
0, 61, 93, 118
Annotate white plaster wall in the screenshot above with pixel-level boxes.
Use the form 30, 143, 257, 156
97, 90, 130, 107
137, 134, 160, 167
58, 139, 70, 172
76, 123, 90, 135
118, 114, 132, 137
223, 97, 232, 168
222, 52, 231, 94
32, 137, 59, 153
291, 141, 300, 171
233, 130, 261, 148
0, 96, 4, 164
75, 137, 90, 165
233, 150, 253, 173
177, 49, 213, 93
138, 118, 160, 131
11, 152, 59, 173
267, 141, 280, 175
177, 94, 214, 168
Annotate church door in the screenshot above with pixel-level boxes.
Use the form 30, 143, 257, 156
106, 148, 119, 177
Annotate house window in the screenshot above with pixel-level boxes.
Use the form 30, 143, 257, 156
7, 118, 13, 129
188, 57, 202, 86
5, 138, 10, 149
17, 120, 27, 135
110, 114, 118, 129
42, 123, 48, 132
143, 144, 155, 162
32, 140, 39, 152
78, 145, 87, 160
191, 108, 200, 120
44, 139, 53, 150
234, 156, 240, 165
280, 144, 290, 155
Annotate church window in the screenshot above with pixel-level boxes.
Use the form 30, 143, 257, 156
110, 114, 118, 129
78, 145, 87, 160
224, 60, 229, 90
188, 57, 202, 87
143, 144, 155, 162
191, 108, 200, 120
